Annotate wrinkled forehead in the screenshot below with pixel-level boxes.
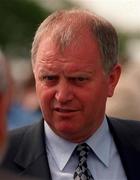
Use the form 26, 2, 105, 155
39, 27, 100, 58
34, 32, 103, 76
37, 33, 101, 62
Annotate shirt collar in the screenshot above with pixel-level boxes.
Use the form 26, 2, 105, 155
44, 116, 111, 170
44, 122, 76, 170
86, 117, 111, 167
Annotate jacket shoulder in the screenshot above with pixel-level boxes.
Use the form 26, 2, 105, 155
1, 121, 43, 171
109, 117, 140, 129
108, 117, 140, 141
8, 123, 38, 153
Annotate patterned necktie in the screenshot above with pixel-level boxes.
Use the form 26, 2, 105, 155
73, 143, 94, 180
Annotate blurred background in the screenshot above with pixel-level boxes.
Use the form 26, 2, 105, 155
0, 0, 140, 130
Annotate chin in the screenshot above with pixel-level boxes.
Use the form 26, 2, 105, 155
56, 123, 75, 133
54, 123, 81, 140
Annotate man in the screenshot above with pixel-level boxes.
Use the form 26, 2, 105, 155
1, 9, 140, 180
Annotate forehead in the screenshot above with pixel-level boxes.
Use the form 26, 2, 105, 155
35, 32, 102, 72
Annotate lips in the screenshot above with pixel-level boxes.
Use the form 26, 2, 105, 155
54, 107, 78, 113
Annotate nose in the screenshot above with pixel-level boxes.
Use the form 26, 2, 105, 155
55, 79, 74, 103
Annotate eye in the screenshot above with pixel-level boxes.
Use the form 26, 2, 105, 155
40, 75, 56, 80
69, 76, 89, 85
75, 77, 87, 81
45, 75, 57, 80
39, 75, 58, 85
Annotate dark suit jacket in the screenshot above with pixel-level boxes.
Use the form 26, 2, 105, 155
1, 117, 140, 180
0, 169, 40, 180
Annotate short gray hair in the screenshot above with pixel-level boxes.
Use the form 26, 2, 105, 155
31, 9, 118, 73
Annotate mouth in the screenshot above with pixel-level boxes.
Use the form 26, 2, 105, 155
54, 108, 79, 113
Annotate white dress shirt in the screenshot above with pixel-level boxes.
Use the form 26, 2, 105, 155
44, 117, 127, 180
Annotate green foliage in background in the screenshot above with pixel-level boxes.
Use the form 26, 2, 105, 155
0, 0, 51, 57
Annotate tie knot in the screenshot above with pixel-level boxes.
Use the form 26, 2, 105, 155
75, 143, 91, 165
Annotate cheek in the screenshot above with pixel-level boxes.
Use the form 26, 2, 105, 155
82, 83, 108, 108
36, 88, 53, 121
36, 83, 54, 109
35, 83, 43, 104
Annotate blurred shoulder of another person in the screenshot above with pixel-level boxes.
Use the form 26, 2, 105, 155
0, 51, 40, 180
0, 50, 13, 161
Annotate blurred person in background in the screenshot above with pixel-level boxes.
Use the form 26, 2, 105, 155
0, 50, 24, 179
1, 9, 140, 180
0, 50, 13, 161
8, 60, 42, 129
0, 50, 41, 180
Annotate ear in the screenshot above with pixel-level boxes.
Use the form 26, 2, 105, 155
107, 64, 121, 97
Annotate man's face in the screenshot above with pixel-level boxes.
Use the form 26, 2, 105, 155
34, 32, 120, 143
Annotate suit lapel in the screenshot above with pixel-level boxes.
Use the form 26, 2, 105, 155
14, 120, 52, 179
108, 117, 140, 180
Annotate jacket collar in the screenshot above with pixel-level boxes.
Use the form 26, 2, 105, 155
14, 120, 52, 179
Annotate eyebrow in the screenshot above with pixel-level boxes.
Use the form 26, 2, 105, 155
37, 63, 96, 75
39, 69, 94, 75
